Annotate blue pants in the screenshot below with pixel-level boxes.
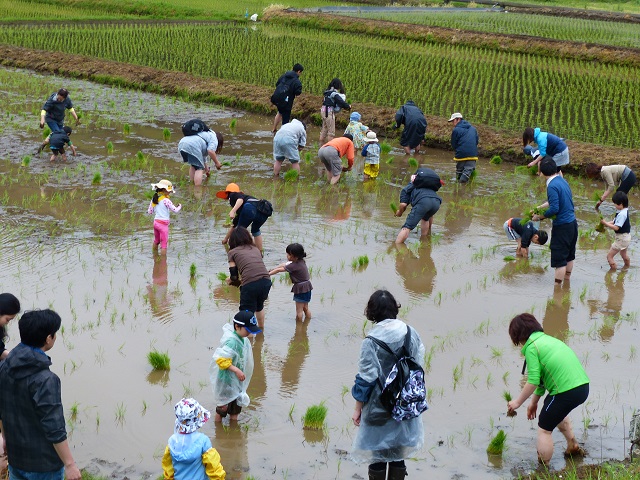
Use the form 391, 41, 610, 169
237, 202, 269, 237
45, 120, 64, 133
9, 466, 64, 480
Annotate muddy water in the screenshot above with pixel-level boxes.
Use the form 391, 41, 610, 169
1, 67, 639, 479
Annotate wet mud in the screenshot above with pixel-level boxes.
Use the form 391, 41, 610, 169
0, 67, 639, 479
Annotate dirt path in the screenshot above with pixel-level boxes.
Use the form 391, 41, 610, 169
1, 43, 638, 171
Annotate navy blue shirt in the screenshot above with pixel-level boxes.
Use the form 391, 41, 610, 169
545, 176, 575, 225
42, 93, 73, 123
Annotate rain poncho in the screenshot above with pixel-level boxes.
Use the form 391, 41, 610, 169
395, 101, 427, 149
209, 323, 254, 407
161, 432, 225, 480
351, 318, 426, 464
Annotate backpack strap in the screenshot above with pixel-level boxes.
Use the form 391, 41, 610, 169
402, 325, 412, 357
366, 335, 397, 360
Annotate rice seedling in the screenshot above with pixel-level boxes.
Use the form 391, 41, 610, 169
147, 350, 170, 370
486, 430, 506, 455
595, 214, 605, 232
162, 128, 171, 141
468, 169, 478, 182
490, 155, 502, 165
42, 125, 51, 139
123, 123, 131, 135
380, 142, 391, 154
304, 151, 312, 163
115, 402, 126, 424
229, 118, 237, 129
92, 172, 102, 185
390, 201, 398, 213
514, 165, 537, 175
358, 255, 369, 266
408, 157, 418, 168
284, 169, 299, 182
503, 255, 516, 261
385, 157, 393, 165
21, 155, 31, 167
69, 402, 79, 421
106, 141, 113, 154
288, 403, 295, 422
190, 263, 196, 278
302, 402, 327, 430
504, 391, 517, 417
592, 191, 603, 203
216, 272, 228, 282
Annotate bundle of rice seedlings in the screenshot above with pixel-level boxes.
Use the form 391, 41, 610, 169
486, 430, 507, 455
284, 169, 299, 182
503, 256, 516, 262
190, 263, 196, 278
380, 142, 391, 154
217, 272, 228, 282
514, 165, 537, 175
595, 214, 605, 233
490, 155, 502, 165
147, 350, 170, 370
230, 118, 237, 129
504, 391, 517, 417
21, 156, 31, 167
303, 402, 327, 430
162, 128, 171, 141
390, 202, 398, 214
408, 158, 418, 168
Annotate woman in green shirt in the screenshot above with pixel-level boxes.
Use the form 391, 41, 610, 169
506, 313, 589, 465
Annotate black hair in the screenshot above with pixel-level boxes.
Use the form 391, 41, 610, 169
612, 191, 629, 208
328, 78, 345, 94
0, 293, 20, 345
216, 132, 224, 154
584, 162, 601, 178
293, 63, 304, 73
508, 313, 543, 346
536, 230, 549, 245
19, 309, 61, 348
228, 226, 254, 250
63, 126, 72, 135
343, 133, 354, 141
286, 243, 306, 260
540, 157, 557, 176
152, 187, 168, 205
522, 127, 535, 147
364, 290, 400, 323
57, 88, 69, 98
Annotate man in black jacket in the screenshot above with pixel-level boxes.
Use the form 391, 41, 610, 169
271, 63, 303, 134
0, 310, 81, 480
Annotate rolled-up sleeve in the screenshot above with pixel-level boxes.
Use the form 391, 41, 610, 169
352, 374, 376, 402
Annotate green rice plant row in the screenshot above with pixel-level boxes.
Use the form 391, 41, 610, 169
0, 23, 638, 147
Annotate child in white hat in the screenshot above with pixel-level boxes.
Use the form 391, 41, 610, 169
148, 179, 182, 254
161, 398, 226, 479
362, 131, 380, 180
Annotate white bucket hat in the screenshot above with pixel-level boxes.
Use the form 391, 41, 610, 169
174, 398, 210, 434
151, 179, 175, 193
365, 131, 378, 143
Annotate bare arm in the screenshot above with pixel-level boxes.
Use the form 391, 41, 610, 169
269, 265, 286, 276
229, 199, 244, 218
208, 150, 222, 170
53, 439, 81, 480
507, 382, 537, 413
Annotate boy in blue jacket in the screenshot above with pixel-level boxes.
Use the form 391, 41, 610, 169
448, 113, 479, 183
394, 168, 443, 244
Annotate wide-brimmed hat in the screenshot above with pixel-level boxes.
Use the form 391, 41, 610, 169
233, 310, 262, 334
350, 112, 361, 122
151, 179, 175, 193
365, 131, 378, 143
216, 183, 240, 199
174, 398, 210, 434
447, 112, 463, 122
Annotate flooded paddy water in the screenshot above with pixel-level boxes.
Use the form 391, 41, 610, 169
0, 66, 638, 479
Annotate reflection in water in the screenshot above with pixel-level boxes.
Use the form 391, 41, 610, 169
497, 258, 545, 280
393, 241, 436, 297
316, 188, 351, 221
213, 422, 249, 480
361, 181, 378, 219
443, 192, 473, 237
280, 320, 310, 398
213, 284, 241, 311
146, 254, 173, 322
542, 283, 571, 341
247, 335, 266, 406
594, 270, 626, 341
146, 369, 170, 387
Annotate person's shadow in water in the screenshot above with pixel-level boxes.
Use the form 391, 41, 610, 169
392, 240, 436, 298
279, 320, 310, 399
542, 282, 572, 341
146, 254, 174, 323
588, 270, 627, 342
213, 421, 249, 480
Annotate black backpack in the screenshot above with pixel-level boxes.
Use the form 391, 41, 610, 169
366, 326, 429, 422
270, 81, 291, 106
181, 119, 210, 136
412, 168, 442, 191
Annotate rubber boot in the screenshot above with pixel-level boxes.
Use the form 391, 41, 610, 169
387, 465, 408, 480
368, 466, 386, 480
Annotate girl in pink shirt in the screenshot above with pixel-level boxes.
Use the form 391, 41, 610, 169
148, 179, 182, 254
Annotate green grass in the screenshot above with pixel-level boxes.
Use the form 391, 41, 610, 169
302, 402, 327, 430
486, 429, 506, 455
516, 460, 640, 479
147, 350, 170, 370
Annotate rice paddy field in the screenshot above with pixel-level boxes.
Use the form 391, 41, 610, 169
1, 66, 639, 479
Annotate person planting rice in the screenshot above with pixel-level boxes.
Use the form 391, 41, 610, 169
507, 312, 589, 466
226, 227, 271, 329
272, 118, 306, 178
210, 311, 260, 423
394, 100, 427, 155
394, 167, 443, 244
448, 112, 478, 183
268, 243, 312, 322
600, 191, 631, 270
39, 88, 79, 133
41, 126, 76, 162
361, 131, 381, 181
178, 119, 223, 186
503, 217, 548, 258
318, 134, 355, 185
585, 163, 637, 209
523, 127, 569, 174
271, 63, 303, 134
162, 398, 225, 479
148, 179, 182, 255
532, 157, 577, 285
218, 183, 272, 253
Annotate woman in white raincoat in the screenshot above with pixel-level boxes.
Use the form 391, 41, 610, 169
351, 290, 425, 480
209, 311, 258, 422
